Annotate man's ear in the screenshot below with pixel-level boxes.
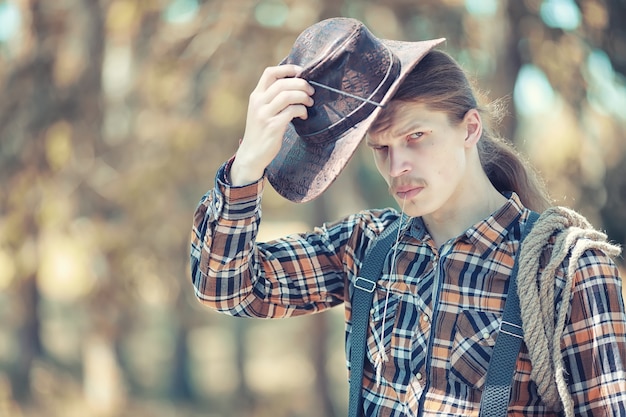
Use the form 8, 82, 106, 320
463, 109, 482, 147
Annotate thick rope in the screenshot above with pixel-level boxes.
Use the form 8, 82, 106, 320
515, 206, 621, 416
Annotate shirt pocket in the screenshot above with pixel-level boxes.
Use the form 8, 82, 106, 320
448, 310, 500, 390
366, 287, 423, 387
366, 290, 400, 365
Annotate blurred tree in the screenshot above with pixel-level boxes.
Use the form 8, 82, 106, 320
0, 0, 106, 401
503, 0, 626, 242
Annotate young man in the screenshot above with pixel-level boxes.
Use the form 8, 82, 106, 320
190, 18, 626, 416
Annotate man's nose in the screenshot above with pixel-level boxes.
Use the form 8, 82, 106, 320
388, 148, 411, 178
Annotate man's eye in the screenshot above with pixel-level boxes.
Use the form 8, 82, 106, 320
408, 132, 424, 140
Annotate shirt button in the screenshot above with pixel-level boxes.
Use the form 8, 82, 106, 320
482, 332, 490, 339
416, 372, 423, 380
422, 315, 430, 323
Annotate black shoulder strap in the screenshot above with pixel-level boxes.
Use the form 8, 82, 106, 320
479, 210, 541, 417
348, 217, 402, 417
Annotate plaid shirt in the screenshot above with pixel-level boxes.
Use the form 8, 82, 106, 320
190, 162, 626, 416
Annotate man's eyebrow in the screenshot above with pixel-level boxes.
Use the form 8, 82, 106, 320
380, 121, 426, 139
393, 120, 425, 135
365, 120, 427, 145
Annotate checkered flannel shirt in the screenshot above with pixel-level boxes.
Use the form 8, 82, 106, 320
190, 162, 626, 416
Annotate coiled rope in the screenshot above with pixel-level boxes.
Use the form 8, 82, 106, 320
516, 206, 621, 416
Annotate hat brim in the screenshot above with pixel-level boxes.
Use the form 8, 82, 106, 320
266, 37, 446, 203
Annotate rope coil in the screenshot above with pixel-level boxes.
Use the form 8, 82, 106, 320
516, 206, 621, 416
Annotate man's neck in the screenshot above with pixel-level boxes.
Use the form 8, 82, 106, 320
423, 173, 508, 249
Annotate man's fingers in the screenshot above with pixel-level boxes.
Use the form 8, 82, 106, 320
255, 64, 304, 91
275, 103, 310, 125
259, 89, 314, 119
261, 77, 315, 102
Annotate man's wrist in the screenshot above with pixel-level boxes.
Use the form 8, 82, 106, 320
216, 160, 264, 220
230, 153, 265, 186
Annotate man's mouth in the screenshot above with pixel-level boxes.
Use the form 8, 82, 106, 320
394, 186, 424, 200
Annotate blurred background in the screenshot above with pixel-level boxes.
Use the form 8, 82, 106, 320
0, 0, 625, 416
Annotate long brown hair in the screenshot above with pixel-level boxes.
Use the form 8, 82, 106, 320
380, 50, 552, 212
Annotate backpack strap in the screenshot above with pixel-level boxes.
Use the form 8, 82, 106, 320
348, 216, 402, 417
479, 210, 541, 417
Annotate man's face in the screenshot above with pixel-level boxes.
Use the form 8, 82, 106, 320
366, 101, 472, 218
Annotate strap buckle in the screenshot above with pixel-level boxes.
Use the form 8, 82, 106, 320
499, 320, 524, 339
354, 277, 376, 293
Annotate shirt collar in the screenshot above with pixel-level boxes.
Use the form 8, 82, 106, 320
403, 192, 528, 255
463, 192, 527, 257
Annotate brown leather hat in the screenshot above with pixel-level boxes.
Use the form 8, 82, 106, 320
265, 17, 445, 203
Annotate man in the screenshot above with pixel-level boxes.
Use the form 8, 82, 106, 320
190, 17, 625, 416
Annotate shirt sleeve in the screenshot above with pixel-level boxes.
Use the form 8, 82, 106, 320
562, 248, 626, 416
189, 160, 395, 319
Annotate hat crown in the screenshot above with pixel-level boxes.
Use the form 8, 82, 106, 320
282, 18, 400, 144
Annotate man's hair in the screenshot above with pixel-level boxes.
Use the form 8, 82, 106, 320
377, 50, 552, 212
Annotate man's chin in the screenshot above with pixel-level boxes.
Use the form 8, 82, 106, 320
392, 197, 415, 216
393, 197, 435, 219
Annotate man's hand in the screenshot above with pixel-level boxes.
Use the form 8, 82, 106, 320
230, 65, 315, 186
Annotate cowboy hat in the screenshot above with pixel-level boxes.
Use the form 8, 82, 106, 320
265, 17, 445, 203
